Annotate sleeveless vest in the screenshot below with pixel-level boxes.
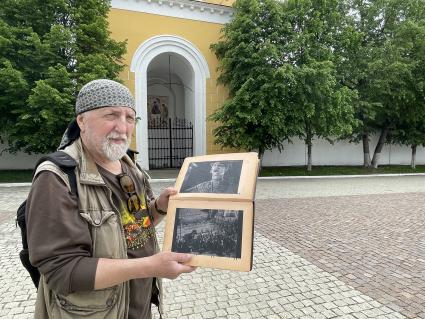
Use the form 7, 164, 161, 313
33, 139, 161, 319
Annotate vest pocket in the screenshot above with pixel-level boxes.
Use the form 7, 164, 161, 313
53, 287, 118, 317
80, 210, 123, 259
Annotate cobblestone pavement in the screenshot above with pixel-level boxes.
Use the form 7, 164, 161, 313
1, 176, 425, 318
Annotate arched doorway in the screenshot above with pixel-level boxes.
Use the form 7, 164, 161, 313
130, 35, 210, 170
146, 53, 193, 168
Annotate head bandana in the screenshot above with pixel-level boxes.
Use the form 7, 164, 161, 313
58, 79, 135, 150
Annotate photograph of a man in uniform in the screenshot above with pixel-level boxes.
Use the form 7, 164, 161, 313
180, 160, 242, 194
171, 208, 243, 259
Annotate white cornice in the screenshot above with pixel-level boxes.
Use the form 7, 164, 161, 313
111, 0, 234, 24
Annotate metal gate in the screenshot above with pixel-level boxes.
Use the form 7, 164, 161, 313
148, 118, 193, 169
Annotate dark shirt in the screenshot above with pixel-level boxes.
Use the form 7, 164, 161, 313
98, 163, 156, 319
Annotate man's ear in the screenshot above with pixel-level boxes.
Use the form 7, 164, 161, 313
76, 114, 85, 133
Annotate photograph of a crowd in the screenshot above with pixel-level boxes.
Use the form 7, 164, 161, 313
171, 208, 243, 258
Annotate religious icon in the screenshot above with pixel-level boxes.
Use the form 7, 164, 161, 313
148, 96, 169, 125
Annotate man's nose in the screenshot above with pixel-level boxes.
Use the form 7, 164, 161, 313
114, 117, 128, 133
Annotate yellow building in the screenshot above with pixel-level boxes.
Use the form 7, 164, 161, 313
109, 0, 235, 169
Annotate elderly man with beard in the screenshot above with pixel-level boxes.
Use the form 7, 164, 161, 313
25, 79, 195, 319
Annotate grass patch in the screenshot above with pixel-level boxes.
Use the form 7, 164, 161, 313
0, 170, 33, 183
260, 165, 425, 176
1, 165, 425, 183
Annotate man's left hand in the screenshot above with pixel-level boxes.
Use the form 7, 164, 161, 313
156, 187, 177, 213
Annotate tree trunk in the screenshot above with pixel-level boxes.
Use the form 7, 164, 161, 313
258, 148, 264, 172
411, 145, 417, 169
362, 132, 371, 168
306, 130, 313, 171
307, 143, 312, 171
371, 127, 389, 169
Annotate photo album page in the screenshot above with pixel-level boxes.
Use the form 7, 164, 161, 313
162, 152, 259, 272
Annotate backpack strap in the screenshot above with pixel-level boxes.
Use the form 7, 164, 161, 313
35, 151, 78, 196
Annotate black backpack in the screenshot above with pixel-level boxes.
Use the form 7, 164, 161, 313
16, 151, 78, 288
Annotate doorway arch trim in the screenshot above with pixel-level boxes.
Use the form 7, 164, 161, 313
130, 35, 210, 170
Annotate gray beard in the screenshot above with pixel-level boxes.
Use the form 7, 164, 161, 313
101, 139, 130, 161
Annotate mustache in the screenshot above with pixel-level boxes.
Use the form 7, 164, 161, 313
106, 132, 128, 142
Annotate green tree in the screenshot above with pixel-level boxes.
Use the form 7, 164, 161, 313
340, 0, 425, 168
368, 0, 425, 168
210, 0, 300, 161
211, 0, 356, 169
282, 0, 356, 171
385, 10, 425, 169
336, 0, 388, 167
0, 0, 126, 154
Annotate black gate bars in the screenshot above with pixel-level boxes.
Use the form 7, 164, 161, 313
148, 118, 193, 169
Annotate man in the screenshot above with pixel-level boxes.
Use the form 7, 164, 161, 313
151, 98, 161, 121
160, 103, 168, 125
183, 161, 236, 194
26, 79, 195, 319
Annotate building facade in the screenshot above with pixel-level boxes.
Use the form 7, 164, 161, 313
109, 0, 235, 169
1, 0, 424, 169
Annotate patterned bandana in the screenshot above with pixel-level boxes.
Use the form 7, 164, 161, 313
58, 79, 135, 150
76, 79, 135, 114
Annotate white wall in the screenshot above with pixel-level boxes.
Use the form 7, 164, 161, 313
0, 143, 44, 169
262, 134, 425, 166
2, 134, 424, 170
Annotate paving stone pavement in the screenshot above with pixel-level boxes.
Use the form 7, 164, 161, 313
1, 176, 425, 318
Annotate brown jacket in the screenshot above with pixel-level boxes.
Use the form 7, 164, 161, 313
28, 139, 161, 319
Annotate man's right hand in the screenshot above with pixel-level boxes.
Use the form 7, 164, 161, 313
95, 252, 196, 290
147, 252, 197, 279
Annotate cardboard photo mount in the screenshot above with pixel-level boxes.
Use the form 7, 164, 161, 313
162, 152, 259, 272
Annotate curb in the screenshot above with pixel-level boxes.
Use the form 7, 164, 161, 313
0, 183, 32, 187
1, 173, 425, 188
258, 173, 425, 180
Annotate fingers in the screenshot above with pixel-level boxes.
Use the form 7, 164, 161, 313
170, 253, 197, 274
177, 264, 197, 274
156, 252, 197, 279
161, 187, 177, 197
170, 252, 192, 263
156, 188, 178, 212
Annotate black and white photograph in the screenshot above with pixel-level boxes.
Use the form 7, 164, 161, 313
179, 160, 243, 194
171, 208, 243, 259
163, 152, 258, 271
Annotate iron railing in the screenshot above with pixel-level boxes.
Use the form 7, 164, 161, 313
148, 118, 193, 169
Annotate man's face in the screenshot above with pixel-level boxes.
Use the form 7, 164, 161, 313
210, 162, 227, 181
78, 106, 136, 162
